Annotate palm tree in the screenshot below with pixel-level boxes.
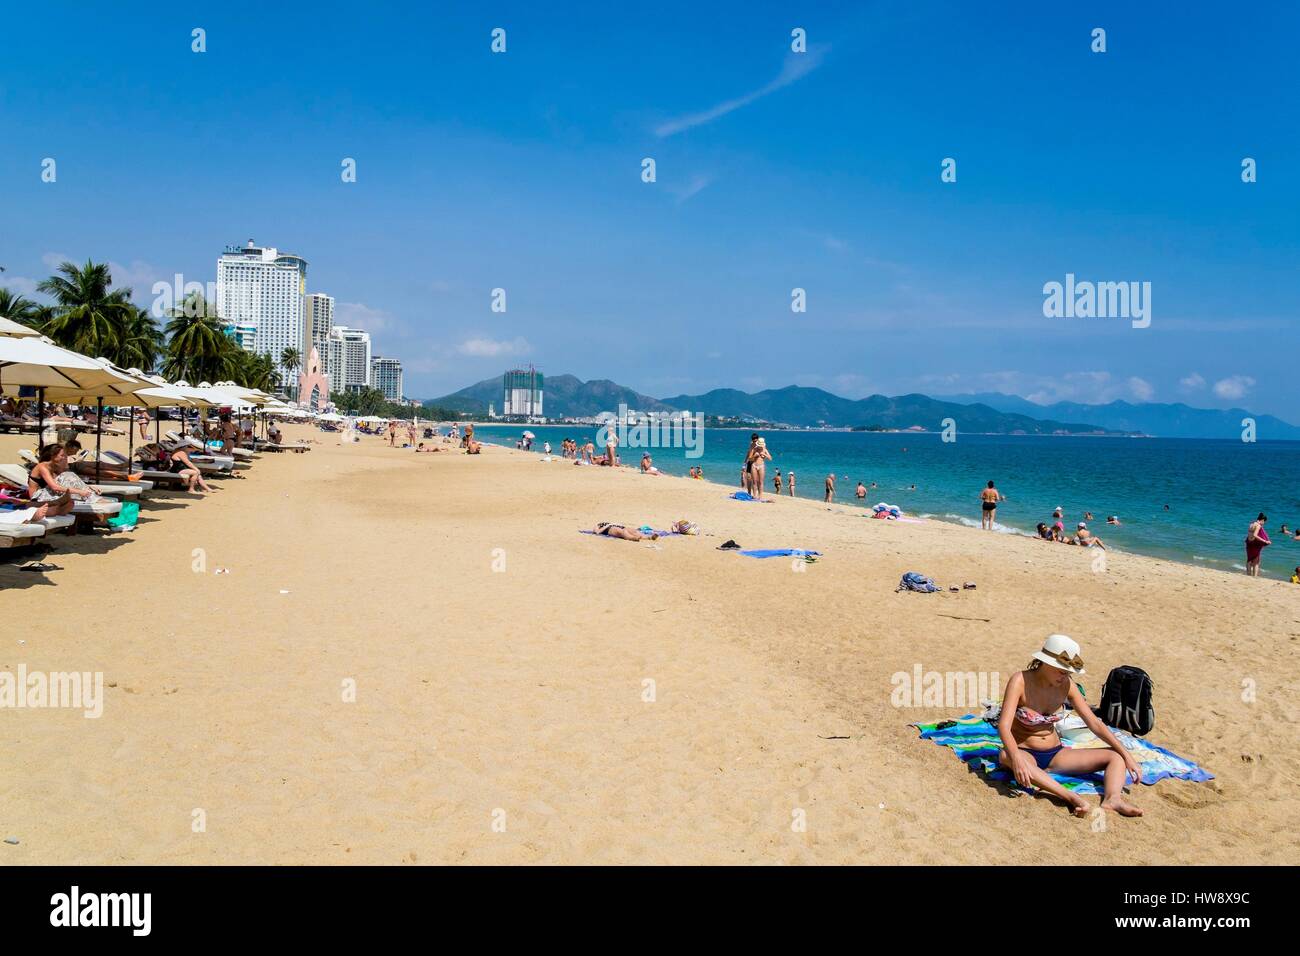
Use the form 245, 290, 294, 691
230, 350, 280, 392
0, 288, 40, 326
163, 291, 236, 383
37, 260, 132, 357
279, 346, 302, 400
116, 307, 166, 372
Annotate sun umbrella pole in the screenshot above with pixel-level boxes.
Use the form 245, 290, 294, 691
38, 387, 46, 454
95, 397, 104, 484
127, 401, 135, 478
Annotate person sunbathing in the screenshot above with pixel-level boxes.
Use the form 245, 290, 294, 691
414, 442, 442, 453
640, 454, 661, 475
593, 522, 657, 541
997, 634, 1142, 817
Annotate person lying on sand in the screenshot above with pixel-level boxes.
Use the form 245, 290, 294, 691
593, 522, 657, 541
997, 634, 1142, 818
415, 443, 442, 453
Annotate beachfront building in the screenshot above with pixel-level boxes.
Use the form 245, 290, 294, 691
302, 293, 334, 376
326, 326, 371, 393
502, 367, 543, 418
371, 356, 403, 402
215, 240, 308, 378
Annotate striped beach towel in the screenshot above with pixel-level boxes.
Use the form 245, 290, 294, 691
911, 714, 1213, 795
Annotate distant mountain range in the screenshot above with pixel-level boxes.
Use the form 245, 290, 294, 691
429, 375, 1298, 439
429, 377, 1126, 436
934, 393, 1300, 441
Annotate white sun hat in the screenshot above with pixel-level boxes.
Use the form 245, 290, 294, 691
1033, 633, 1085, 674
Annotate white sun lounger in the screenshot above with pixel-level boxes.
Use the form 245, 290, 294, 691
0, 522, 46, 548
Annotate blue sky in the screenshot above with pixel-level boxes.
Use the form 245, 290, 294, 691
2, 1, 1296, 417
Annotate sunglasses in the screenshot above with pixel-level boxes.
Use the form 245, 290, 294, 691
1042, 648, 1084, 670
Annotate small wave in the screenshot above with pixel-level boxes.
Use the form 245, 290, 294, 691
942, 513, 1020, 535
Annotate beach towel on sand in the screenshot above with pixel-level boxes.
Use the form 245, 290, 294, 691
911, 714, 1213, 795
579, 529, 682, 537
737, 548, 821, 559
728, 492, 773, 503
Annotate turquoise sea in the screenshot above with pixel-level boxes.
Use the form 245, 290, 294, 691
471, 424, 1300, 580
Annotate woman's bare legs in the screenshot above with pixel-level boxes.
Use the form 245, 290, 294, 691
998, 749, 1090, 817
1047, 748, 1142, 816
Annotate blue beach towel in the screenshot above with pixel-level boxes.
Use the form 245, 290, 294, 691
728, 492, 774, 503
912, 714, 1214, 795
737, 548, 822, 559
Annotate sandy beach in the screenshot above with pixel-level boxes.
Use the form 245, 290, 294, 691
2, 425, 1297, 865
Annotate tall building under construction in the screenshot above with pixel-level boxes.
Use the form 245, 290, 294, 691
502, 367, 543, 418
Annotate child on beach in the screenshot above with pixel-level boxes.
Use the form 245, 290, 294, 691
773, 470, 782, 495
997, 634, 1143, 818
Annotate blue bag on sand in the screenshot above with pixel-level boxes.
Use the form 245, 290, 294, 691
897, 571, 940, 593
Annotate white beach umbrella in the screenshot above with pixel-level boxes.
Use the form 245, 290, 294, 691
0, 316, 42, 338
0, 335, 140, 393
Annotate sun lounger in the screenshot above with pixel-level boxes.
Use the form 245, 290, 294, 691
263, 442, 312, 453
94, 452, 186, 488
0, 522, 46, 548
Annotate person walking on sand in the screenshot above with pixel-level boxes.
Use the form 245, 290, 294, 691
824, 473, 835, 503
787, 471, 796, 497
773, 470, 782, 495
980, 480, 1005, 530
1246, 513, 1271, 576
997, 634, 1143, 818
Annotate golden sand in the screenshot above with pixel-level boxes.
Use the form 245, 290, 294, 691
2, 425, 1297, 864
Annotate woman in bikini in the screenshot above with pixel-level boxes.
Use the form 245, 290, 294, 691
980, 480, 1004, 530
168, 445, 214, 493
26, 445, 83, 517
997, 634, 1142, 817
593, 522, 658, 542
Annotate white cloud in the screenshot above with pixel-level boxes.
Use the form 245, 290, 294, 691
1179, 373, 1206, 390
456, 336, 531, 358
666, 172, 713, 204
336, 301, 395, 334
1, 275, 40, 297
655, 48, 827, 138
1213, 375, 1255, 400
41, 251, 71, 270
1127, 377, 1155, 401
108, 259, 165, 297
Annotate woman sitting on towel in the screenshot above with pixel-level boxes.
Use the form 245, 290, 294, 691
593, 522, 657, 542
996, 634, 1143, 817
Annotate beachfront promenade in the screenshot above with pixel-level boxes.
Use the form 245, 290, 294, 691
2, 425, 1295, 865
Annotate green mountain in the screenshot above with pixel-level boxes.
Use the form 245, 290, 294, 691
935, 392, 1300, 441
429, 374, 673, 419
660, 385, 1124, 434
431, 374, 1131, 434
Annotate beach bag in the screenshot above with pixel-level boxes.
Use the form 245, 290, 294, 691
106, 501, 139, 530
1097, 666, 1155, 736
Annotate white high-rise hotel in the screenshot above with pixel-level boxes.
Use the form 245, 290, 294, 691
215, 240, 308, 377
326, 326, 372, 393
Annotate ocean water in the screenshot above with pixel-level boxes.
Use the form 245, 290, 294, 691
471, 424, 1300, 580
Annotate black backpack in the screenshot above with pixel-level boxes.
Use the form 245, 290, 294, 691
1097, 666, 1155, 736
